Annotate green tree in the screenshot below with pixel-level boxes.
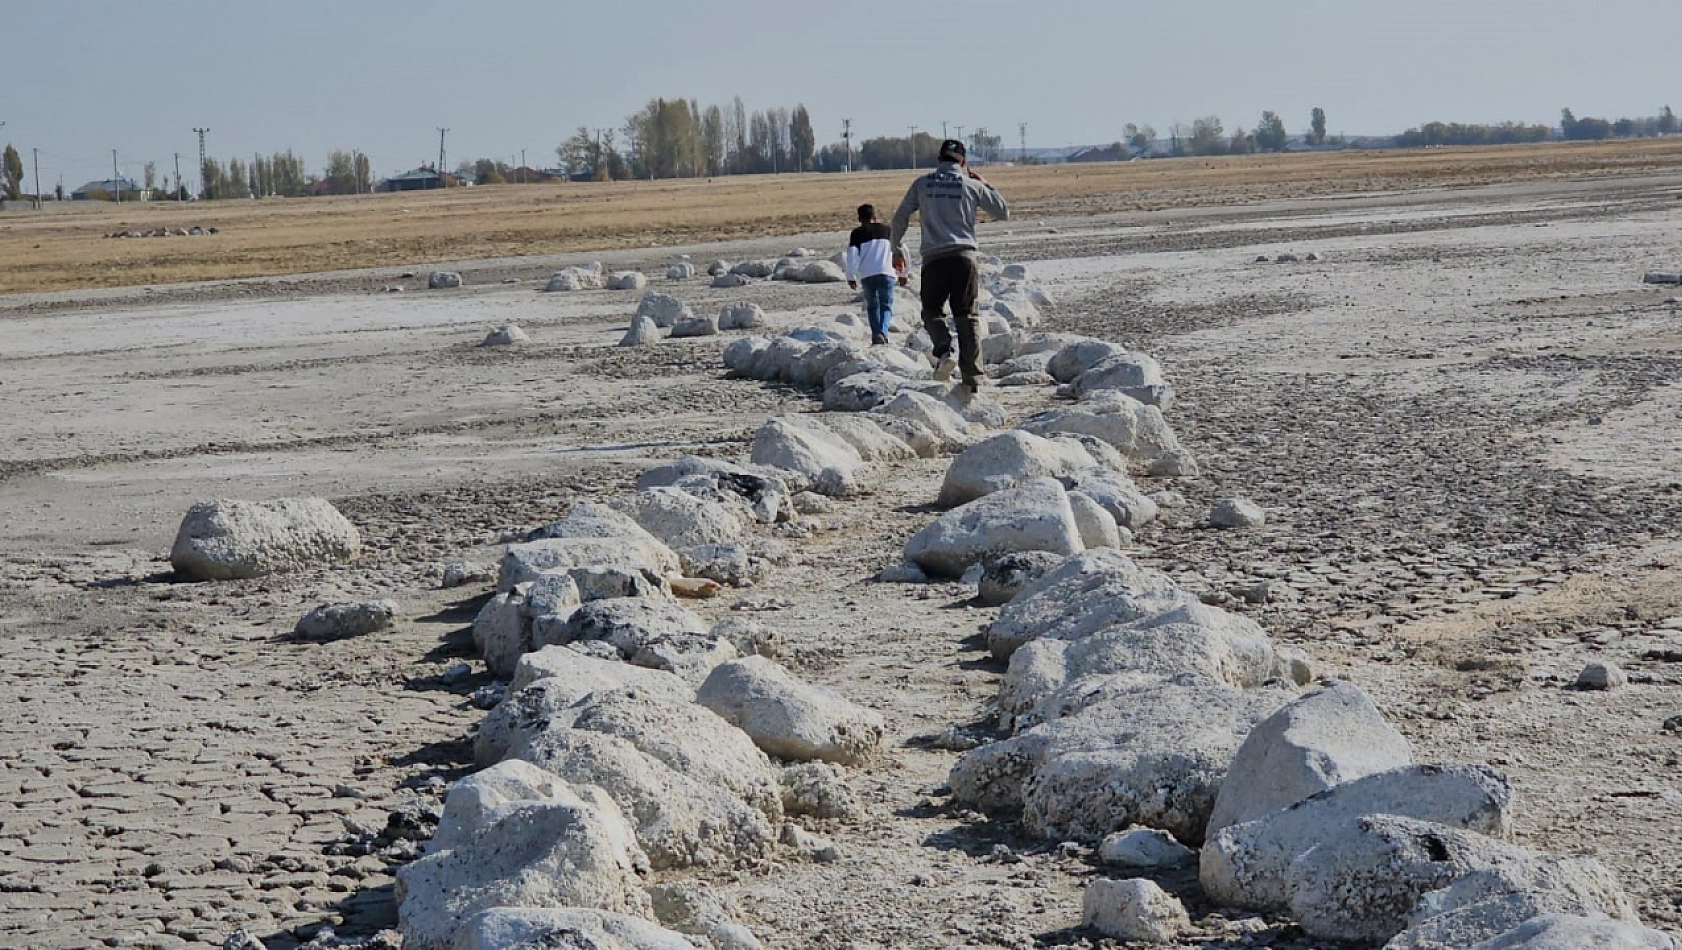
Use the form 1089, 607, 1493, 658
1, 145, 22, 200
1123, 123, 1156, 153
1660, 106, 1678, 135
325, 151, 359, 193
1310, 107, 1327, 145
1188, 116, 1226, 156
1255, 111, 1288, 151
789, 105, 816, 172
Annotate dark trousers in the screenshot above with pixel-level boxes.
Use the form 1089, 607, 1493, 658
920, 254, 982, 382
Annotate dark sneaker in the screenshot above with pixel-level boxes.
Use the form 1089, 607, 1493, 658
962, 376, 981, 395
871, 333, 888, 346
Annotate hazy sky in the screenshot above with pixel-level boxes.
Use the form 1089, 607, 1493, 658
3, 0, 1676, 187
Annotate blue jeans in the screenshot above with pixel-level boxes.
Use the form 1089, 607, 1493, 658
860, 274, 895, 339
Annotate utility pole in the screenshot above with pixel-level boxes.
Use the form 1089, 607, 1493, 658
520, 148, 527, 183
437, 127, 449, 175
194, 128, 210, 199
941, 120, 948, 139
173, 153, 183, 201
956, 125, 965, 148
842, 119, 852, 173
1019, 123, 1028, 163
32, 148, 41, 209
112, 149, 121, 204
909, 126, 919, 168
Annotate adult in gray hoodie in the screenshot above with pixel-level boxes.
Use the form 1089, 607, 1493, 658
889, 138, 1009, 391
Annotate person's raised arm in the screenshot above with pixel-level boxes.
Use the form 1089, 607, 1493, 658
969, 171, 1009, 222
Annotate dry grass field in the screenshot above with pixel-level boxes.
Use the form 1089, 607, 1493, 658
5, 138, 1682, 295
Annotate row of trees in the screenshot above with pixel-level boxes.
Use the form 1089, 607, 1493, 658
1395, 121, 1551, 148
1562, 107, 1677, 140
1118, 108, 1329, 157
553, 97, 818, 181
197, 150, 371, 199
1391, 107, 1676, 149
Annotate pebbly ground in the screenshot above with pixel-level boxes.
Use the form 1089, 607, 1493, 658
2, 174, 1682, 948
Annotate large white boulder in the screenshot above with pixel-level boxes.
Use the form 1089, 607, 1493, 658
537, 596, 710, 660
872, 390, 975, 454
1072, 353, 1174, 407
976, 550, 1065, 608
905, 478, 1085, 579
670, 313, 719, 338
634, 292, 692, 328
648, 881, 766, 950
1200, 764, 1516, 913
430, 760, 639, 858
170, 498, 361, 580
473, 576, 577, 677
479, 324, 528, 347
1022, 391, 1183, 466
620, 315, 661, 347
950, 679, 1294, 844
823, 370, 916, 413
749, 417, 868, 497
1000, 607, 1285, 729
612, 488, 744, 550
1082, 878, 1190, 944
793, 260, 847, 283
730, 259, 778, 279
1389, 858, 1646, 949
480, 654, 693, 764
1286, 816, 1589, 944
1392, 913, 1679, 950
1206, 680, 1414, 834
294, 599, 397, 641
453, 908, 698, 950
396, 793, 651, 950
501, 505, 680, 589
1058, 469, 1159, 530
986, 550, 1189, 659
546, 266, 606, 292
510, 729, 774, 869
781, 414, 913, 463
637, 456, 790, 525
983, 330, 1086, 365
1048, 339, 1128, 382
1067, 491, 1122, 549
568, 690, 783, 820
718, 302, 767, 330
937, 431, 1100, 507
609, 271, 649, 291
697, 657, 886, 767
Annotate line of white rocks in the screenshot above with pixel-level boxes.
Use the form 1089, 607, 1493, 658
168, 254, 1679, 948
820, 314, 1673, 945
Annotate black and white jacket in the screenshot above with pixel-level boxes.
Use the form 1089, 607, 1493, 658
845, 221, 896, 281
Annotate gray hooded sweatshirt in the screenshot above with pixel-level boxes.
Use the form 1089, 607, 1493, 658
889, 161, 1009, 262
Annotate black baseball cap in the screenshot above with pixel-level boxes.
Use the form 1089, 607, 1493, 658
938, 139, 966, 161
